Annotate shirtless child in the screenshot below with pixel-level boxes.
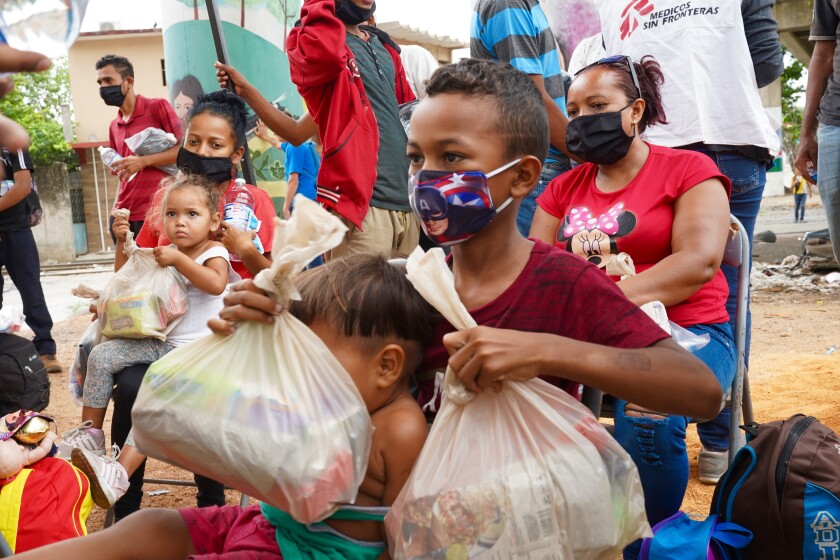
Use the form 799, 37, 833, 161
16, 254, 435, 560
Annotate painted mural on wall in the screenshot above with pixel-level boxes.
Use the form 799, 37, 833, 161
542, 0, 601, 65
161, 0, 303, 199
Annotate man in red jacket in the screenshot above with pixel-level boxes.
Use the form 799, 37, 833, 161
219, 0, 418, 258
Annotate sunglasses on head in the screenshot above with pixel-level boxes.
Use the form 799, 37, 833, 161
575, 55, 642, 99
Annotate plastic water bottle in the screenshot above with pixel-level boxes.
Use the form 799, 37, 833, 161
99, 146, 137, 182
98, 146, 122, 169
224, 178, 263, 261
0, 0, 89, 59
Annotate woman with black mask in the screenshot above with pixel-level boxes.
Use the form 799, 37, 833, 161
530, 56, 735, 560
115, 90, 274, 280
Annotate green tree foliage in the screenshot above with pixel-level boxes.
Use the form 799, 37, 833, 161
0, 58, 78, 169
781, 48, 806, 170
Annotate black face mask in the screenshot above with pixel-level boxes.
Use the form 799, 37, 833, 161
177, 147, 234, 184
100, 84, 126, 107
335, 0, 376, 24
566, 104, 635, 165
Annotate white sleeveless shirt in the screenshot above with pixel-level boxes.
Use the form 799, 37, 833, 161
166, 245, 240, 347
595, 0, 779, 153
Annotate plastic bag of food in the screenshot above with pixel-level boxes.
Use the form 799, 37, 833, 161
125, 127, 179, 175
132, 196, 373, 524
385, 247, 650, 560
68, 321, 98, 406
97, 231, 187, 340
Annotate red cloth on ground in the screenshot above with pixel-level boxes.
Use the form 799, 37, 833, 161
0, 457, 93, 553
537, 143, 732, 327
109, 95, 182, 221
181, 505, 282, 559
135, 179, 275, 280
415, 240, 670, 418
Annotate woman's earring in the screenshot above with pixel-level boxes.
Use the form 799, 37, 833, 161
631, 121, 637, 136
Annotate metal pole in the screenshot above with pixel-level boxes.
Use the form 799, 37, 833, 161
91, 148, 107, 253
206, 0, 257, 186
101, 154, 111, 219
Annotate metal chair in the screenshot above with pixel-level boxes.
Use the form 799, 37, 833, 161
581, 214, 754, 465
102, 477, 251, 528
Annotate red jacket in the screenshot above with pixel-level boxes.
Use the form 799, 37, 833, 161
286, 0, 415, 229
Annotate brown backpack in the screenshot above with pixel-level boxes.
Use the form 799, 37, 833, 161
710, 415, 840, 559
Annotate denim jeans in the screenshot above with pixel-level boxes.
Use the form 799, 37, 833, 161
617, 322, 736, 560
818, 124, 840, 261
794, 193, 807, 221
517, 160, 570, 237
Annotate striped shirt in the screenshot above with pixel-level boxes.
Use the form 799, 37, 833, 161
471, 0, 567, 163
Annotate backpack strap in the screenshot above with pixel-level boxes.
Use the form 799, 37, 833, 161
714, 445, 758, 522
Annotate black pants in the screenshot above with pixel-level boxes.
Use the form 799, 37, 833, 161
108, 216, 145, 246
0, 229, 55, 354
111, 365, 226, 520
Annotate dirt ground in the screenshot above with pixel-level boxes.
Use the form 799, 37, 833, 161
43, 290, 840, 534
39, 191, 840, 533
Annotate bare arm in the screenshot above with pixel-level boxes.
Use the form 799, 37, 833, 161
529, 206, 562, 244
0, 168, 31, 213
283, 173, 300, 219
215, 62, 318, 146
528, 74, 576, 161
443, 327, 722, 420
796, 41, 836, 182
618, 180, 730, 307
153, 246, 229, 295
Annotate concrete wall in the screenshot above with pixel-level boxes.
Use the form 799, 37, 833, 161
760, 79, 786, 197
68, 31, 168, 144
31, 164, 76, 263
774, 0, 815, 65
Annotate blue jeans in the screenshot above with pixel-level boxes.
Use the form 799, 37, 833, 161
617, 322, 736, 560
517, 160, 570, 237
794, 193, 807, 221
818, 124, 840, 261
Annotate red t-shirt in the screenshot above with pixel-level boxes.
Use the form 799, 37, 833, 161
537, 143, 731, 327
415, 240, 670, 418
109, 95, 183, 221
136, 180, 276, 280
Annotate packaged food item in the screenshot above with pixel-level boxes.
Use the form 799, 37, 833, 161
96, 230, 187, 341
132, 197, 372, 524
385, 248, 651, 560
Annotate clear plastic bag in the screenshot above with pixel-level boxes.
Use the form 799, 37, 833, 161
385, 248, 650, 560
68, 320, 98, 406
132, 197, 373, 524
97, 232, 188, 340
0, 307, 24, 334
125, 127, 179, 175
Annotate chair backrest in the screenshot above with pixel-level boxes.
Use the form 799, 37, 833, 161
723, 215, 749, 269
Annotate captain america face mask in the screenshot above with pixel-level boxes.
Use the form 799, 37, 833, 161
408, 159, 520, 246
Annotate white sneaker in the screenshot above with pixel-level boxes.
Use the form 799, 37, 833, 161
72, 445, 129, 509
57, 421, 106, 458
698, 447, 729, 485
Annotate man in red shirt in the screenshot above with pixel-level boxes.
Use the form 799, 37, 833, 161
95, 55, 182, 242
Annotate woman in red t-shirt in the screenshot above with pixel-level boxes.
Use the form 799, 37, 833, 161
115, 91, 274, 280
530, 56, 735, 559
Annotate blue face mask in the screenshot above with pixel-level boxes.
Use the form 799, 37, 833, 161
408, 160, 519, 246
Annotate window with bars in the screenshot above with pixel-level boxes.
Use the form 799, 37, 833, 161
69, 171, 85, 224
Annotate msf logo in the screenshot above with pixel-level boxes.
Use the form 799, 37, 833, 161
811, 511, 840, 560
620, 0, 655, 39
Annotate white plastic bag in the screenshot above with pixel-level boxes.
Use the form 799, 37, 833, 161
68, 320, 99, 406
0, 307, 24, 334
97, 232, 188, 340
125, 127, 179, 175
385, 248, 650, 560
132, 197, 374, 524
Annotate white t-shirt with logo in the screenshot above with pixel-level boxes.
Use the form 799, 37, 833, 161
166, 244, 240, 347
595, 0, 779, 153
